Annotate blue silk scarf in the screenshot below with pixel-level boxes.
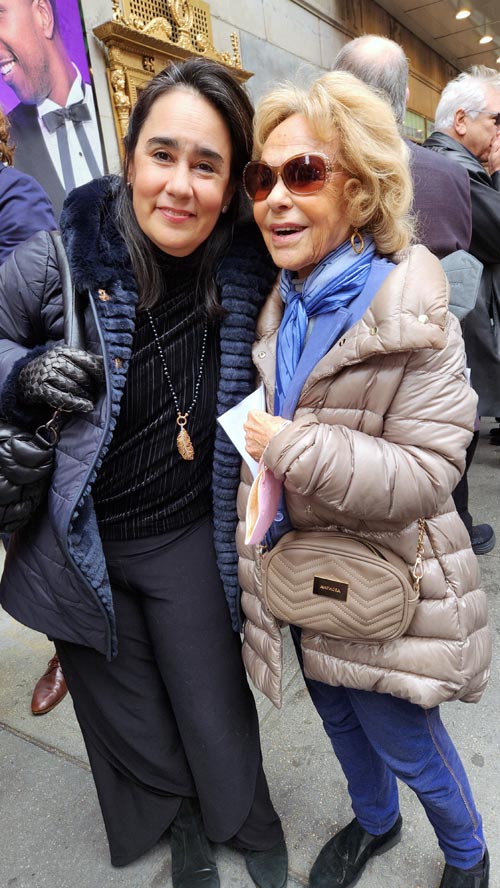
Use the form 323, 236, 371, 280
275, 235, 376, 414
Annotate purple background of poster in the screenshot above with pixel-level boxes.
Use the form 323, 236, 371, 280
0, 0, 91, 114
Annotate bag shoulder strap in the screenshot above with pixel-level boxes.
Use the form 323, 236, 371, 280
48, 229, 85, 350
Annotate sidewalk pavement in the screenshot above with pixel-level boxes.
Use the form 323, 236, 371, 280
1, 422, 499, 888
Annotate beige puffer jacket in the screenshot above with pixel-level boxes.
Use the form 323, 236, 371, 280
237, 246, 491, 710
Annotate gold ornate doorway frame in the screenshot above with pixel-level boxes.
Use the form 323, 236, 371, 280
94, 0, 252, 155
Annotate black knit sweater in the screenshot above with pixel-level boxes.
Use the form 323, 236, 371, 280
93, 253, 220, 540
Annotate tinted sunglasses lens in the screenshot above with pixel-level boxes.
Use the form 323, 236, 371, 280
283, 155, 327, 193
244, 162, 275, 200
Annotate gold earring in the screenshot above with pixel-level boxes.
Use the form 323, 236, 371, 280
350, 228, 364, 254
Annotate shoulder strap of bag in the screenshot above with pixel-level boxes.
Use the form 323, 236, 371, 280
34, 230, 87, 445
48, 229, 85, 350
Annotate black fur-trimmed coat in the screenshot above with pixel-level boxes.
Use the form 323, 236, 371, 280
0, 176, 277, 654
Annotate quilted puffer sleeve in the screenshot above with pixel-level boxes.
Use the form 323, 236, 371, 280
0, 230, 64, 425
263, 313, 476, 530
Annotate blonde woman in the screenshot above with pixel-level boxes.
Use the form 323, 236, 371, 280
240, 71, 490, 888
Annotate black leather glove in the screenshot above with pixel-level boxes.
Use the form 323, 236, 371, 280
18, 346, 104, 413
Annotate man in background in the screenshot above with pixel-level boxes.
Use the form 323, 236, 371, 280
0, 0, 104, 219
332, 35, 471, 257
332, 35, 496, 556
425, 67, 500, 417
424, 67, 500, 552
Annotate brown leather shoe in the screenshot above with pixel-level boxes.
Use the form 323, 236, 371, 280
31, 653, 68, 715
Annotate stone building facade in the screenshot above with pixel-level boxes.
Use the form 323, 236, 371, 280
81, 0, 459, 178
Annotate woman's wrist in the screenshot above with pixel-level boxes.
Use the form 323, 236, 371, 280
271, 419, 292, 439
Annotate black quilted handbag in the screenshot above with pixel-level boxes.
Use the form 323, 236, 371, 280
0, 230, 87, 533
0, 420, 57, 532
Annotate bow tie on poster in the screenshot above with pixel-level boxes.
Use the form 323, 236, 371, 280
40, 97, 101, 195
42, 101, 91, 134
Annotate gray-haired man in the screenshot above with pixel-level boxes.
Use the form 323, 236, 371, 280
425, 67, 500, 411
332, 36, 495, 556
333, 35, 472, 257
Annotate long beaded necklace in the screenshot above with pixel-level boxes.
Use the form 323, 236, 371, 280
146, 308, 208, 461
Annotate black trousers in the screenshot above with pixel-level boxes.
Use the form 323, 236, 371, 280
55, 516, 282, 866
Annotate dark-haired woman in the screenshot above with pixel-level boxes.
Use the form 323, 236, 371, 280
0, 59, 287, 888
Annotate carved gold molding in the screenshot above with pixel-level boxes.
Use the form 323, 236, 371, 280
95, 1, 251, 153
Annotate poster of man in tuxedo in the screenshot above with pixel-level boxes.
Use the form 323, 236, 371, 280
0, 0, 105, 219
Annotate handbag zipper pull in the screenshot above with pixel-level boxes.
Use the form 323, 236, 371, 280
35, 409, 63, 446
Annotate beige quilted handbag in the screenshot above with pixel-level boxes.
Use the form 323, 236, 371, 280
261, 521, 425, 642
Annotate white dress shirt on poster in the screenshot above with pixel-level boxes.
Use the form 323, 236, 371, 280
38, 63, 104, 191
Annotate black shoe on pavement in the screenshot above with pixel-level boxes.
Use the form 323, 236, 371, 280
170, 798, 220, 888
243, 838, 288, 888
439, 848, 489, 887
488, 427, 500, 444
471, 525, 496, 555
309, 814, 402, 888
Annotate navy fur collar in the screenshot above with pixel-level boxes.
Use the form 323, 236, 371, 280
60, 176, 135, 292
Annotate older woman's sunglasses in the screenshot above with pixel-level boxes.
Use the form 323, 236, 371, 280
243, 152, 336, 201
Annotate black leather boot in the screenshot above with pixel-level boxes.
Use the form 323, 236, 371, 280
170, 797, 220, 888
243, 837, 288, 888
309, 814, 402, 888
439, 849, 489, 888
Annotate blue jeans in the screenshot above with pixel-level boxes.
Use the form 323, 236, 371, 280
291, 627, 485, 869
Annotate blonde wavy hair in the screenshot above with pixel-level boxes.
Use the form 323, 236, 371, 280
253, 71, 415, 256
0, 106, 14, 165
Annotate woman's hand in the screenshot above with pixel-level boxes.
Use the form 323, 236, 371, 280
18, 346, 104, 413
244, 409, 289, 461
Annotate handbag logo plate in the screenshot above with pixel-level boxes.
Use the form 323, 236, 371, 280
313, 575, 348, 601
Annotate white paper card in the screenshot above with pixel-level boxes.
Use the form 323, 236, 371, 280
217, 384, 266, 478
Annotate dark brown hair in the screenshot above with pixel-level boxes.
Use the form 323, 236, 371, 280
115, 57, 254, 314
